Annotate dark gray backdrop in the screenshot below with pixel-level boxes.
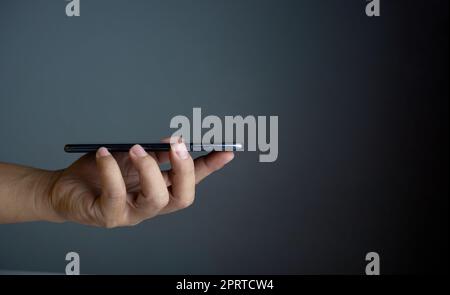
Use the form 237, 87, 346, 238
0, 0, 448, 274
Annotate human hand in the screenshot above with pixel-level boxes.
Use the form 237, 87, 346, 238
45, 139, 234, 228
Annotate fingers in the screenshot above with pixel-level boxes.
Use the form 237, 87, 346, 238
94, 140, 235, 226
161, 151, 235, 187
160, 139, 196, 214
193, 151, 235, 184
95, 147, 127, 227
128, 145, 169, 219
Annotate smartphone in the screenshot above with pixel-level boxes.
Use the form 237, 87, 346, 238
64, 143, 243, 153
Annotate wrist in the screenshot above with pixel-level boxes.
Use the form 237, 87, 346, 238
0, 163, 65, 223
32, 169, 65, 223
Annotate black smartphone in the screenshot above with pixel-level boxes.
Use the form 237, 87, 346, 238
64, 143, 243, 153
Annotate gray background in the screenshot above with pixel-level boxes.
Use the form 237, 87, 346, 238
0, 0, 448, 274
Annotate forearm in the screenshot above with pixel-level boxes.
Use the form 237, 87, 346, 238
0, 163, 63, 223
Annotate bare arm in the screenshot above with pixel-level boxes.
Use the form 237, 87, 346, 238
0, 163, 62, 223
0, 140, 234, 227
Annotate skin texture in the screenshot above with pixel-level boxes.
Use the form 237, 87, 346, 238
0, 139, 234, 228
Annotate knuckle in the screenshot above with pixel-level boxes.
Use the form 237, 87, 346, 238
137, 190, 169, 211
107, 191, 125, 200
175, 195, 195, 209
103, 219, 121, 229
101, 214, 126, 228
153, 193, 170, 209
122, 217, 143, 227
142, 190, 169, 210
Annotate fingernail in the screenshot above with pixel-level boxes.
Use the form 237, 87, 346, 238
97, 147, 110, 158
173, 142, 189, 160
130, 144, 147, 157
